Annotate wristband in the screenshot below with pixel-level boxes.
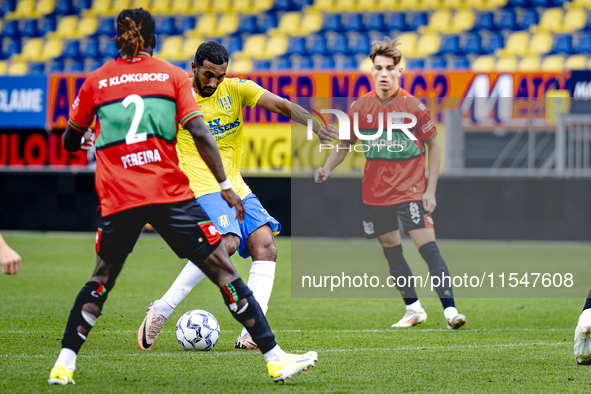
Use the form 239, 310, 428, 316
219, 179, 232, 191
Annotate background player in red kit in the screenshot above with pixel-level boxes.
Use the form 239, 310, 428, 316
48, 8, 317, 385
315, 37, 466, 330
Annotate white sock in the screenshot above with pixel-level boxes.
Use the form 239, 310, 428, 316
155, 261, 206, 319
240, 260, 276, 337
406, 300, 422, 313
55, 348, 77, 371
444, 307, 459, 321
579, 308, 591, 324
263, 344, 286, 363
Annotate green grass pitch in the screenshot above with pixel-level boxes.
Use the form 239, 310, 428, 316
1, 232, 590, 393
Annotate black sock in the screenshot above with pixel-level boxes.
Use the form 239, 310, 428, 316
584, 288, 591, 312
221, 278, 277, 353
62, 281, 108, 353
419, 242, 455, 309
383, 245, 418, 305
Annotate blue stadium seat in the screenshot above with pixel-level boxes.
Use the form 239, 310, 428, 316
1, 38, 20, 59
343, 14, 363, 32
87, 59, 102, 72
472, 12, 493, 31
438, 35, 460, 55
0, 0, 16, 17
483, 33, 504, 53
21, 20, 39, 37
577, 33, 591, 53
238, 16, 258, 35
517, 10, 538, 31
429, 57, 447, 69
552, 0, 567, 6
452, 58, 470, 69
495, 10, 516, 31
95, 19, 116, 37
72, 0, 91, 14
275, 57, 292, 70
254, 60, 271, 70
224, 36, 242, 54
551, 35, 572, 54
337, 56, 357, 69
156, 17, 177, 35
322, 14, 341, 32
61, 41, 81, 59
49, 60, 65, 72
286, 37, 306, 56
81, 39, 99, 58
30, 63, 45, 74
406, 59, 425, 69
70, 60, 85, 72
350, 35, 370, 54
385, 13, 406, 32
172, 61, 188, 70
258, 13, 277, 32
462, 33, 482, 54
293, 0, 314, 8
1, 20, 19, 38
307, 35, 327, 56
507, 0, 527, 7
407, 13, 428, 32
177, 17, 196, 34
54, 0, 71, 15
317, 57, 335, 69
39, 18, 57, 36
530, 0, 550, 6
298, 58, 314, 70
102, 41, 119, 58
272, 0, 292, 12
327, 33, 349, 55
365, 14, 384, 32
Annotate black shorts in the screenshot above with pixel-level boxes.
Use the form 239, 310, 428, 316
362, 201, 435, 239
95, 199, 222, 266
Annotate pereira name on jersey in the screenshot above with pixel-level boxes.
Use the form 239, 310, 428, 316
68, 51, 202, 216
344, 88, 437, 206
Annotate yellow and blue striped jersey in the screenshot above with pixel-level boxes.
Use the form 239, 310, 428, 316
176, 78, 267, 199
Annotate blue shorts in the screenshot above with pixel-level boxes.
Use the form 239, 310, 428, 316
196, 192, 281, 259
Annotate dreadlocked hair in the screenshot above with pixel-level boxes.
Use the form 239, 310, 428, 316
113, 8, 154, 60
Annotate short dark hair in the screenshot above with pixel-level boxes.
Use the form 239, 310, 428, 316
194, 41, 229, 67
114, 8, 155, 60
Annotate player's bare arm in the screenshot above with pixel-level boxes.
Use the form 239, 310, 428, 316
184, 116, 244, 222
62, 126, 93, 152
423, 136, 441, 213
314, 140, 350, 183
256, 92, 338, 144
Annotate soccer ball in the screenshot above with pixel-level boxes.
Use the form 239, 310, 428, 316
175, 309, 220, 351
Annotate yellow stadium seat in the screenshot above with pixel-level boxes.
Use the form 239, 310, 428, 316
531, 8, 563, 33
152, 0, 172, 14
73, 17, 98, 39
356, 0, 379, 11
34, 0, 56, 17
49, 16, 78, 38
170, 0, 191, 14
11, 38, 43, 62
5, 0, 35, 19
518, 55, 541, 72
0, 61, 7, 75
185, 14, 217, 37
228, 58, 253, 74
251, 0, 274, 13
420, 9, 451, 33
273, 12, 302, 35
109, 0, 131, 16
177, 37, 204, 61
376, 0, 397, 10
82, 0, 111, 16
7, 61, 28, 75
587, 58, 591, 69
496, 31, 529, 56
540, 55, 565, 72
39, 39, 64, 61
496, 56, 517, 72
210, 0, 232, 13
398, 0, 422, 10
233, 35, 266, 59
334, 0, 357, 11
308, 0, 337, 11
131, 0, 151, 12
527, 32, 552, 55
155, 36, 183, 61
447, 9, 475, 33
358, 57, 373, 73
441, 0, 464, 7
261, 35, 288, 59
421, 0, 442, 9
565, 54, 587, 69
486, 0, 508, 8
556, 8, 586, 33
413, 33, 441, 57
231, 0, 253, 13
471, 55, 495, 72
396, 32, 418, 57
297, 12, 323, 36
565, 0, 591, 9
463, 0, 486, 9
211, 14, 239, 37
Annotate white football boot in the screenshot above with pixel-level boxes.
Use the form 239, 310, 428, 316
574, 310, 591, 365
391, 308, 427, 328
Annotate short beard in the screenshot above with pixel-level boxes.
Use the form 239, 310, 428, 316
194, 78, 214, 97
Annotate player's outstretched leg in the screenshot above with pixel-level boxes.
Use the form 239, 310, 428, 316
418, 241, 466, 330
574, 289, 591, 364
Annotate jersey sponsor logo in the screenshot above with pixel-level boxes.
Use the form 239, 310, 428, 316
367, 114, 372, 122
120, 148, 162, 169
71, 96, 80, 110
198, 221, 221, 245
363, 221, 374, 235
219, 95, 233, 111
218, 215, 230, 228
409, 202, 421, 224
207, 118, 241, 137
103, 73, 170, 88
422, 120, 435, 134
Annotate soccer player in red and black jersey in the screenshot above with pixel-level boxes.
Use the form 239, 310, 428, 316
48, 8, 317, 385
315, 37, 466, 330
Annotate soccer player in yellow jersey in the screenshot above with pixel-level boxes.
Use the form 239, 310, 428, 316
138, 41, 337, 351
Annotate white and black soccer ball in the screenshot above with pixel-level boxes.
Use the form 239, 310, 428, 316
175, 309, 220, 351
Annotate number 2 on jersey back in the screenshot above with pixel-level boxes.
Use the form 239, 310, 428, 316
123, 94, 146, 145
